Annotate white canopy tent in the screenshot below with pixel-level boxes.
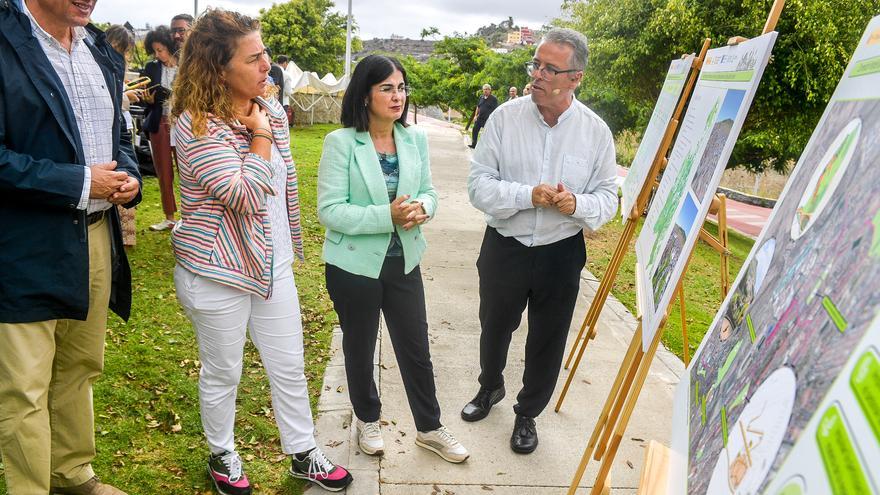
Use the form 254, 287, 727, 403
283, 60, 349, 125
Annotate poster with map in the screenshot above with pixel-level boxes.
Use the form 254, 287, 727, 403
666, 15, 880, 495
635, 33, 778, 348
620, 55, 695, 219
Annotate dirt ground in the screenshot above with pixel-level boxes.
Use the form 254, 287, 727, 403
719, 168, 790, 199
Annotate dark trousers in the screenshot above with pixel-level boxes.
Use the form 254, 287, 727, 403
477, 227, 586, 418
326, 257, 442, 432
471, 119, 486, 147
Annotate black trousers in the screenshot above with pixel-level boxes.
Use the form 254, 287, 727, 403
326, 257, 442, 432
471, 119, 486, 147
476, 227, 586, 418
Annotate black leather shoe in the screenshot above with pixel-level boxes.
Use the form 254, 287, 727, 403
510, 414, 538, 454
460, 385, 505, 422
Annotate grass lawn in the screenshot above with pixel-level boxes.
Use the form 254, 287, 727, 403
0, 124, 339, 495
584, 215, 756, 360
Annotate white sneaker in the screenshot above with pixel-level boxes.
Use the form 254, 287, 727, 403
356, 419, 385, 456
150, 219, 176, 231
415, 426, 469, 463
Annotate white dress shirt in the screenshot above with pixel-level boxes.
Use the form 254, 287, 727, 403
23, 1, 115, 214
468, 95, 619, 247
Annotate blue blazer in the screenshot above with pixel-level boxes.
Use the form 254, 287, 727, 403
317, 124, 438, 279
0, 0, 143, 322
140, 59, 169, 134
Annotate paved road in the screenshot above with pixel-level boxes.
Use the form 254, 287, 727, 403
312, 115, 684, 494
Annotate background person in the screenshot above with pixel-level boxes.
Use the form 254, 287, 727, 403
468, 83, 498, 149
142, 25, 179, 231
170, 13, 193, 54
523, 83, 532, 95
106, 24, 140, 247
0, 0, 142, 492
269, 54, 286, 104
508, 86, 518, 100
276, 54, 295, 121
171, 9, 352, 494
317, 54, 469, 464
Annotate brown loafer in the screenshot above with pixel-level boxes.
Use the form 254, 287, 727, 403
51, 476, 128, 495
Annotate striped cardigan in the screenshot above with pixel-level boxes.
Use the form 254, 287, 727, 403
171, 97, 303, 298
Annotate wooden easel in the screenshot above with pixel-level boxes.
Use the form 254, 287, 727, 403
556, 38, 711, 412
680, 193, 731, 365
636, 441, 671, 495
566, 2, 785, 493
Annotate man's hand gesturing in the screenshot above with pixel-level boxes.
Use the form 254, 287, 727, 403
552, 183, 576, 216
89, 161, 129, 199
531, 184, 557, 208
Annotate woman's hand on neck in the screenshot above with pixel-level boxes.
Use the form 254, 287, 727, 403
232, 97, 253, 120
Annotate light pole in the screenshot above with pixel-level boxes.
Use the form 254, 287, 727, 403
194, 0, 198, 18
344, 0, 352, 79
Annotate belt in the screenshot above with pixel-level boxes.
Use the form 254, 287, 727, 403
87, 209, 106, 225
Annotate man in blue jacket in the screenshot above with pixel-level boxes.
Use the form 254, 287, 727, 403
0, 0, 142, 493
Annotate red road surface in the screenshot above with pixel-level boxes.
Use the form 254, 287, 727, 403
617, 166, 772, 239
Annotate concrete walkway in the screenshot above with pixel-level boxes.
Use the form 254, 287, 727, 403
313, 116, 684, 494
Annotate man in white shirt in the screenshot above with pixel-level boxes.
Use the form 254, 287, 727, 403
462, 28, 619, 454
277, 55, 295, 119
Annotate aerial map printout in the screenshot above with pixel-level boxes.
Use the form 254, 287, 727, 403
668, 15, 880, 495
620, 55, 695, 219
635, 32, 778, 348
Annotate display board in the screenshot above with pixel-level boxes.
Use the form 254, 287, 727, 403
667, 15, 880, 495
620, 55, 696, 219
635, 33, 778, 347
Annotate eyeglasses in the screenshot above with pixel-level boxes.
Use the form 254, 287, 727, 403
525, 61, 581, 78
376, 85, 411, 96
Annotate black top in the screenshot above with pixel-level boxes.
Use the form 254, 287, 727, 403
140, 60, 170, 134
476, 94, 499, 124
269, 64, 285, 100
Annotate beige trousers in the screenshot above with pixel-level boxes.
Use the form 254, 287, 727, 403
0, 216, 112, 494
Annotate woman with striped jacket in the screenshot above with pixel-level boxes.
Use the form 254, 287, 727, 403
170, 10, 351, 494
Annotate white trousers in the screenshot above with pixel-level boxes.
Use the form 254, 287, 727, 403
174, 264, 317, 455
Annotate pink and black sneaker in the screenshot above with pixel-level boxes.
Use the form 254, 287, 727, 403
289, 447, 353, 492
207, 450, 252, 495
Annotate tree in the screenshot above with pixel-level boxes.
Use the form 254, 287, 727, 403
558, 0, 880, 172
401, 37, 536, 119
259, 0, 362, 76
420, 26, 440, 40
475, 47, 533, 102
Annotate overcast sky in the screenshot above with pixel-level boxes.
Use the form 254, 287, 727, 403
90, 0, 563, 40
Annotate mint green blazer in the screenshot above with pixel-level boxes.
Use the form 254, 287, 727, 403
317, 124, 438, 279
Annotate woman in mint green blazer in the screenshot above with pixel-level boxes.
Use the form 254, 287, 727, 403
317, 55, 469, 464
